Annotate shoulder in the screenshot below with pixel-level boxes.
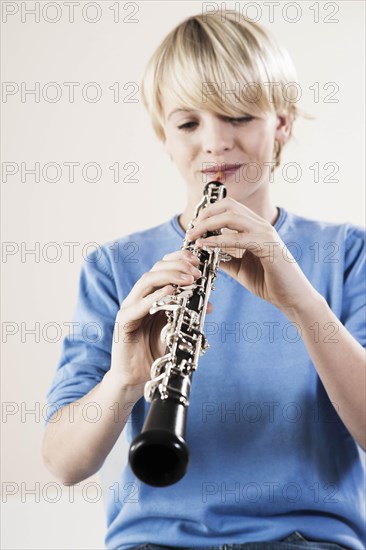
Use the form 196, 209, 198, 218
112, 219, 175, 248
282, 208, 365, 249
277, 209, 365, 283
81, 217, 179, 290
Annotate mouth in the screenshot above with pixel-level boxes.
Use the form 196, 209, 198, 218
201, 163, 243, 180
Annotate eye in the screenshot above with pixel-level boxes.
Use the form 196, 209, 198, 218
177, 121, 197, 132
226, 116, 254, 124
177, 116, 254, 132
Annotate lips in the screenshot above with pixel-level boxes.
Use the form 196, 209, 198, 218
201, 163, 243, 173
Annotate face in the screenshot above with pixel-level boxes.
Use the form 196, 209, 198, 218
162, 93, 291, 206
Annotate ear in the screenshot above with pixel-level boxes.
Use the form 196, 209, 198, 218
275, 114, 292, 146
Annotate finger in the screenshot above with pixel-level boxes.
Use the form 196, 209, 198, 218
130, 266, 201, 302
194, 197, 238, 223
121, 284, 214, 335
161, 248, 200, 265
118, 284, 176, 330
150, 258, 201, 275
196, 239, 244, 260
197, 233, 274, 261
194, 197, 263, 225
188, 211, 248, 240
194, 197, 256, 226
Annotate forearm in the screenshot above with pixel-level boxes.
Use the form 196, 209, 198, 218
282, 293, 366, 450
42, 370, 145, 484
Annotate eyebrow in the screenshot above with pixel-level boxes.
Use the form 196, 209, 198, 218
168, 109, 198, 120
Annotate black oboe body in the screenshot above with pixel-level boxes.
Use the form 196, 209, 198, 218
128, 180, 230, 487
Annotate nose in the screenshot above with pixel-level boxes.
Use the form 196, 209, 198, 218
201, 117, 233, 155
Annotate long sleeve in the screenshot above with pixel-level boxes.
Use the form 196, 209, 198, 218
340, 225, 366, 348
44, 248, 120, 424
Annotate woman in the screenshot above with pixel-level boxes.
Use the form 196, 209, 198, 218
42, 10, 365, 550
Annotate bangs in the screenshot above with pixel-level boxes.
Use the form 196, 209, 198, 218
141, 12, 302, 141
160, 30, 271, 119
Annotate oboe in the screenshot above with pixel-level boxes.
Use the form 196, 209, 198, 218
128, 178, 231, 487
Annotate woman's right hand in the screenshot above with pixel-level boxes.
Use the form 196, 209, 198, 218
109, 248, 212, 394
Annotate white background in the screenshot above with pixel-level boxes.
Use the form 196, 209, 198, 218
1, 1, 365, 548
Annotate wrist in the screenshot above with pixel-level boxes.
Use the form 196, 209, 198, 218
103, 369, 145, 402
280, 291, 327, 322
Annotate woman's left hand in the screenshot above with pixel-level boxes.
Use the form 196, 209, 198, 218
186, 197, 320, 313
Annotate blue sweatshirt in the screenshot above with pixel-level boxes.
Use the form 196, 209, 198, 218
45, 206, 366, 549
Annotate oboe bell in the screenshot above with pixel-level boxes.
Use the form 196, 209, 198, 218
128, 177, 230, 487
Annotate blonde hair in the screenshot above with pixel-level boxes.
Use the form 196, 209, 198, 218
141, 10, 310, 169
